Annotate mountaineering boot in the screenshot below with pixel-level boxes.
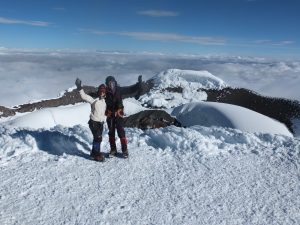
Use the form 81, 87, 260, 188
90, 149, 97, 158
94, 152, 105, 162
91, 141, 105, 162
109, 136, 117, 157
109, 148, 117, 157
120, 137, 128, 158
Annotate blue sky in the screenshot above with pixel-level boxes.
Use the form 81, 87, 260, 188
0, 0, 299, 58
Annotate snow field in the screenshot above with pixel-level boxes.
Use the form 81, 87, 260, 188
1, 125, 299, 224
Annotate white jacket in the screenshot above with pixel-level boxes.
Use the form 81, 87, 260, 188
79, 89, 106, 122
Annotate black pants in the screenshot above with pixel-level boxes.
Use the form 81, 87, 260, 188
107, 116, 125, 138
107, 116, 127, 151
88, 119, 104, 144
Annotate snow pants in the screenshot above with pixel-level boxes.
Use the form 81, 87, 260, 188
106, 116, 127, 152
88, 119, 104, 152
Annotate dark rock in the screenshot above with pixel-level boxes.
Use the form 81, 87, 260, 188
123, 110, 181, 130
163, 86, 183, 93
0, 106, 15, 117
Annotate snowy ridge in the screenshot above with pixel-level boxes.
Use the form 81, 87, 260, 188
152, 69, 226, 90
139, 69, 226, 108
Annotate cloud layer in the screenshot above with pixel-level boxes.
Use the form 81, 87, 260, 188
82, 29, 226, 45
0, 49, 299, 107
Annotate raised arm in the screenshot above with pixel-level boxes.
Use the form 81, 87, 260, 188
75, 78, 95, 104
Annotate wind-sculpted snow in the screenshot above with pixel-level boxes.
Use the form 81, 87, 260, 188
152, 69, 226, 90
139, 69, 226, 108
0, 125, 299, 224
172, 102, 293, 137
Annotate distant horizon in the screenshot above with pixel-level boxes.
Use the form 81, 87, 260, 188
1, 46, 299, 60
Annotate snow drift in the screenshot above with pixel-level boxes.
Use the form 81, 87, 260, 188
172, 102, 293, 137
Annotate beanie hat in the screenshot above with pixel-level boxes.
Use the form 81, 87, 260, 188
105, 76, 117, 86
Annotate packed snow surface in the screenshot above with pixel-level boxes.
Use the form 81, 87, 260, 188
0, 125, 299, 225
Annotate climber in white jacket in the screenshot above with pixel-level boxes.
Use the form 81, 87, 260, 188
75, 78, 106, 162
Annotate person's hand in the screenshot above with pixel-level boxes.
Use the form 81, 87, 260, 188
75, 78, 82, 90
105, 110, 113, 117
138, 75, 142, 83
116, 108, 124, 118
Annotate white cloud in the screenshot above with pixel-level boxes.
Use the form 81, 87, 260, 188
254, 40, 294, 46
82, 29, 226, 45
138, 10, 179, 17
0, 16, 51, 27
0, 49, 299, 107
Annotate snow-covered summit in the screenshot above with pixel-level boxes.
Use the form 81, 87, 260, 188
152, 69, 227, 90
139, 69, 227, 108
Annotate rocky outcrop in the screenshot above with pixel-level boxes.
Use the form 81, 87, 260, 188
123, 110, 181, 130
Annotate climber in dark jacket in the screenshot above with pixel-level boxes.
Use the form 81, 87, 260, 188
105, 76, 128, 158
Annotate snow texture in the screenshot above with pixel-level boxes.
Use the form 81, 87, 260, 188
0, 125, 299, 225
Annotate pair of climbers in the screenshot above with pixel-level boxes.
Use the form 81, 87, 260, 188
75, 76, 128, 162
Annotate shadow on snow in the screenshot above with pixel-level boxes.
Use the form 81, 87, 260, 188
12, 129, 91, 160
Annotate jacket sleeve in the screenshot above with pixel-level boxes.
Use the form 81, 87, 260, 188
79, 89, 95, 104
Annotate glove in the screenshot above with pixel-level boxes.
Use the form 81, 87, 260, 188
75, 78, 82, 90
116, 108, 124, 118
138, 75, 142, 83
105, 110, 113, 118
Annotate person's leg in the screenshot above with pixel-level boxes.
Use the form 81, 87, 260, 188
116, 117, 128, 157
107, 117, 117, 155
89, 120, 104, 161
